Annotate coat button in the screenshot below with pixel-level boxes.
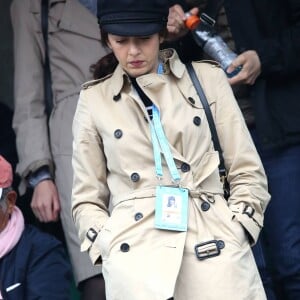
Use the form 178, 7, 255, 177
217, 240, 225, 249
201, 201, 210, 211
131, 172, 140, 182
134, 212, 143, 221
113, 93, 121, 101
114, 129, 123, 139
193, 116, 201, 126
120, 243, 130, 252
181, 163, 190, 173
188, 97, 195, 104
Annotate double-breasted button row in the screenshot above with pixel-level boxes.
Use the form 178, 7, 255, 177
120, 212, 144, 253
130, 164, 190, 183
114, 118, 201, 141
114, 133, 191, 183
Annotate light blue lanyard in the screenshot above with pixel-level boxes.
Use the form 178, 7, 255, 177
150, 106, 181, 183
149, 62, 181, 184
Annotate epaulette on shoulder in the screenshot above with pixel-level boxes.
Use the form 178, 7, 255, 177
82, 73, 113, 90
194, 59, 221, 68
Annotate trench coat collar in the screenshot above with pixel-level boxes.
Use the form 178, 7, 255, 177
110, 49, 186, 97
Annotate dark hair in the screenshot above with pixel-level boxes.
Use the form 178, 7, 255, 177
90, 28, 118, 79
91, 28, 168, 79
92, 52, 119, 79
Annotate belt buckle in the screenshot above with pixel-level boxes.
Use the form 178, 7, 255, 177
194, 240, 222, 260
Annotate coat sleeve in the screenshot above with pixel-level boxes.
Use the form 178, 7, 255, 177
11, 0, 53, 182
195, 63, 270, 244
72, 89, 110, 264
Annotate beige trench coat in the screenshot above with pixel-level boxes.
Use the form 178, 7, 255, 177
11, 0, 109, 283
72, 50, 270, 299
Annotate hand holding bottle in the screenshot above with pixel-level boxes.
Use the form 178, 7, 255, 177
185, 12, 242, 77
227, 50, 261, 85
166, 4, 199, 41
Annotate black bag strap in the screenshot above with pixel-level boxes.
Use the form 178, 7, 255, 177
186, 62, 230, 199
203, 0, 224, 20
41, 0, 53, 117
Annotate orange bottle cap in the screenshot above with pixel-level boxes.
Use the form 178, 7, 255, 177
185, 15, 200, 30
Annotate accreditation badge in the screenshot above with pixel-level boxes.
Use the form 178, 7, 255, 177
155, 186, 189, 231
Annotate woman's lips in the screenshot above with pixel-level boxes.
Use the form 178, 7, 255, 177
129, 60, 144, 68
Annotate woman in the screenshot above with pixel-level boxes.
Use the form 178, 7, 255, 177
71, 0, 270, 299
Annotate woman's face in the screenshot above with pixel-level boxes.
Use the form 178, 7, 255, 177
107, 33, 163, 78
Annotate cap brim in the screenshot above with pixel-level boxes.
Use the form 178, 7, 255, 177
102, 22, 164, 36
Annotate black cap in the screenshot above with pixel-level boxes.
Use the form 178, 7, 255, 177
97, 0, 169, 36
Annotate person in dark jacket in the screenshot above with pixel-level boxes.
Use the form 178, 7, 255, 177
226, 2, 300, 299
183, 0, 300, 298
0, 155, 72, 300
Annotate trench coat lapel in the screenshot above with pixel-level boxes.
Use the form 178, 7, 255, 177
137, 74, 191, 164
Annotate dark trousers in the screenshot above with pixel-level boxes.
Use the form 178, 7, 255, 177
251, 129, 300, 300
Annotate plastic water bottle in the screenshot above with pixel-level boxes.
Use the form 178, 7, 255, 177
185, 12, 241, 77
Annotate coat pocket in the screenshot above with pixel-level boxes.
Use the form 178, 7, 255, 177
205, 194, 248, 248
96, 199, 138, 260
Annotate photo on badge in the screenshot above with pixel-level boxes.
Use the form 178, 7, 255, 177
162, 194, 181, 224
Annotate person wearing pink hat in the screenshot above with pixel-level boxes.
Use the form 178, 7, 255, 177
0, 155, 71, 300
